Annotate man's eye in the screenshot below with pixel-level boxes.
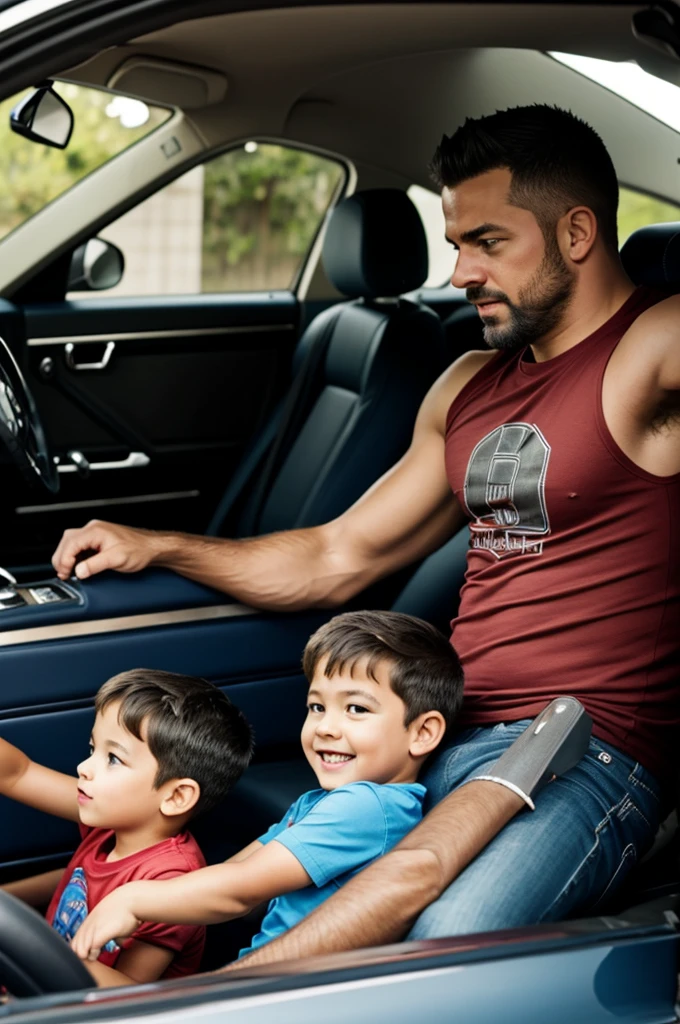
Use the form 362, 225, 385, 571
348, 704, 369, 715
479, 238, 500, 250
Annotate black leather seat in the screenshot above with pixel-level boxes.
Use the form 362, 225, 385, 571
207, 188, 447, 538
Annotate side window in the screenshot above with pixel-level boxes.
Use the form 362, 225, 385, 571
618, 186, 680, 247
77, 143, 346, 297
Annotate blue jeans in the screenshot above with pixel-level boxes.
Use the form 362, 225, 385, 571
408, 720, 663, 939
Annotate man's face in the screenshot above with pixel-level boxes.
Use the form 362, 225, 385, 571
76, 702, 165, 832
443, 168, 575, 351
301, 656, 420, 791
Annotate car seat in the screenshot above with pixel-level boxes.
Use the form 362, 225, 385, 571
206, 188, 447, 539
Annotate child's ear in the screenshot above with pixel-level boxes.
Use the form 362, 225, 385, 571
408, 711, 446, 759
159, 778, 201, 819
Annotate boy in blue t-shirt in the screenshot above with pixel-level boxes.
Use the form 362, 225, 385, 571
71, 611, 463, 969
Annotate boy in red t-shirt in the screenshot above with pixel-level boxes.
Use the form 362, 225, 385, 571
0, 669, 252, 987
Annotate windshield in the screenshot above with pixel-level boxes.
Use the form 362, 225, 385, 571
550, 52, 680, 133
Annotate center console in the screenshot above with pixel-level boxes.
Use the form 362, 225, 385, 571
0, 571, 80, 612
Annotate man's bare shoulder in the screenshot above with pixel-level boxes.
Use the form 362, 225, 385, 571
620, 293, 680, 353
426, 349, 496, 433
614, 293, 680, 390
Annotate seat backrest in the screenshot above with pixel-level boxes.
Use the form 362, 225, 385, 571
230, 189, 447, 536
441, 303, 485, 362
620, 221, 680, 290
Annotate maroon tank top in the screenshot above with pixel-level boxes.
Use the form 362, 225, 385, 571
445, 287, 679, 781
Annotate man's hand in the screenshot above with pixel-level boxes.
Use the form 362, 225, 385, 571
52, 520, 163, 581
71, 887, 141, 961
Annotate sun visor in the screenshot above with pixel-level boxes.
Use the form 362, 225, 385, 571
107, 57, 228, 109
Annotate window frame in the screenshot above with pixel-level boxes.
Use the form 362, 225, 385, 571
59, 136, 352, 303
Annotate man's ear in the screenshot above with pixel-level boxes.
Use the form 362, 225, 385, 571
159, 778, 201, 819
560, 206, 598, 263
408, 711, 447, 759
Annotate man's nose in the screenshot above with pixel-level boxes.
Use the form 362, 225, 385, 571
451, 249, 485, 290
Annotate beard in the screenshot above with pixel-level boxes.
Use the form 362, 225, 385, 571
468, 237, 575, 353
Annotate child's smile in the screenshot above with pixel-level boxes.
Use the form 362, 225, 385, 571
301, 656, 425, 790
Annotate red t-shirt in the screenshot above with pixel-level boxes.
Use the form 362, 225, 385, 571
445, 287, 679, 781
46, 827, 206, 978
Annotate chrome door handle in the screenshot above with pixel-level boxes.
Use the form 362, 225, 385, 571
56, 452, 150, 473
64, 340, 115, 371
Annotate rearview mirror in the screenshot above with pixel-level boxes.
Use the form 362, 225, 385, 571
67, 238, 125, 292
10, 81, 74, 149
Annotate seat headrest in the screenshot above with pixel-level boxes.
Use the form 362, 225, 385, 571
322, 189, 428, 299
620, 222, 680, 288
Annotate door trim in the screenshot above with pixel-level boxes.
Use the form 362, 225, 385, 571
28, 323, 295, 346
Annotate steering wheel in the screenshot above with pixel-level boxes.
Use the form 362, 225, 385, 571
0, 890, 93, 995
0, 335, 59, 493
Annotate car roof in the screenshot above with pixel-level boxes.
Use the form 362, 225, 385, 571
43, 2, 680, 202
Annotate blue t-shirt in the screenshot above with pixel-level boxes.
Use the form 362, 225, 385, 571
239, 780, 425, 957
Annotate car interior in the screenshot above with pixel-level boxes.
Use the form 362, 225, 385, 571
0, 0, 678, 1013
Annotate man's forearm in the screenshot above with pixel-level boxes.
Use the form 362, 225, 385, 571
225, 781, 523, 969
150, 525, 360, 610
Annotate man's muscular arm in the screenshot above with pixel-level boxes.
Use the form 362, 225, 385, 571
223, 697, 590, 970
52, 353, 490, 607
222, 781, 523, 970
604, 294, 680, 478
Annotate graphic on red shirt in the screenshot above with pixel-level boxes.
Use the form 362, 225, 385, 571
46, 827, 206, 979
463, 421, 551, 558
52, 867, 118, 953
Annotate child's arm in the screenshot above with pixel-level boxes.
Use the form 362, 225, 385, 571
71, 840, 310, 961
1, 868, 64, 908
84, 941, 175, 987
0, 735, 79, 821
224, 839, 263, 863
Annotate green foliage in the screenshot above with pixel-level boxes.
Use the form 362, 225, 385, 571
0, 83, 168, 240
201, 144, 344, 291
618, 186, 680, 245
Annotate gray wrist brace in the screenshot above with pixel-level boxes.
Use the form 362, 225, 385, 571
473, 697, 592, 810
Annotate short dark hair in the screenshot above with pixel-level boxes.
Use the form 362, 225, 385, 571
302, 611, 463, 732
430, 104, 619, 251
95, 669, 253, 816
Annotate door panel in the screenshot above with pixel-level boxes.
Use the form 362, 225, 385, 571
0, 293, 299, 569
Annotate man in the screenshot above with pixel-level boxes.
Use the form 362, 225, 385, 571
52, 105, 679, 956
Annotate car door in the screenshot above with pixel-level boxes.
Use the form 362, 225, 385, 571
0, 85, 347, 571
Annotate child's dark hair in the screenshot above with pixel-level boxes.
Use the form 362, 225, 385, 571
95, 669, 253, 816
303, 611, 463, 731
430, 104, 619, 252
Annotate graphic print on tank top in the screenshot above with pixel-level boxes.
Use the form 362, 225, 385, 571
463, 422, 551, 558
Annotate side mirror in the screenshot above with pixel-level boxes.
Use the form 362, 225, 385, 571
67, 238, 125, 292
10, 81, 74, 149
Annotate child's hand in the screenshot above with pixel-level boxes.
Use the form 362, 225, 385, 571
71, 888, 141, 962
